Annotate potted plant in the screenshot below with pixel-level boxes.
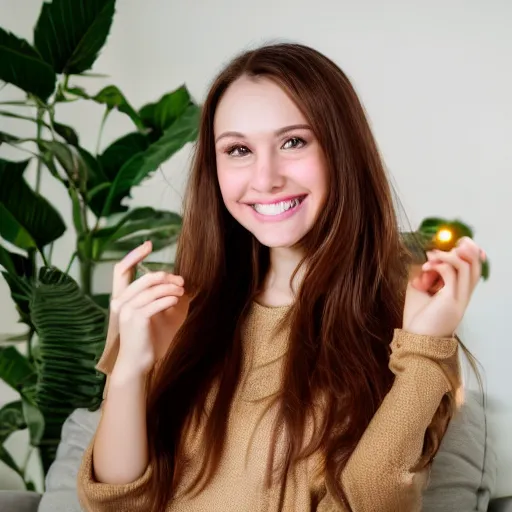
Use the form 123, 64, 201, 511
0, 0, 200, 489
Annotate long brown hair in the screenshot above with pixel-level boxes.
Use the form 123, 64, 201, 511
146, 43, 456, 510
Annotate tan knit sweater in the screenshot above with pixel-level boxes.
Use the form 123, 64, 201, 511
77, 301, 460, 512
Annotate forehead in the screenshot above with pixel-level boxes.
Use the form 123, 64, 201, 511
214, 75, 307, 136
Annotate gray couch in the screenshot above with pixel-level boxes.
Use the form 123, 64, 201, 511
0, 391, 511, 511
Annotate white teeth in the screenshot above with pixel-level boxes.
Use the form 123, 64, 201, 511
253, 198, 301, 216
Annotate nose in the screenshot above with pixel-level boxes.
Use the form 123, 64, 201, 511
250, 152, 284, 193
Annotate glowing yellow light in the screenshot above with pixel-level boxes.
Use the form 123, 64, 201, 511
436, 228, 453, 243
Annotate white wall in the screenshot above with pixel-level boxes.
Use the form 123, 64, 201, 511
1, 0, 511, 496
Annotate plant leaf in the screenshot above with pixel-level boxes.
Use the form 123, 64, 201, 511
139, 85, 192, 134
53, 122, 79, 146
0, 445, 23, 477
0, 346, 37, 393
102, 104, 200, 216
99, 132, 149, 181
0, 131, 21, 145
39, 141, 109, 217
93, 86, 145, 131
0, 27, 56, 101
0, 158, 67, 250
92, 207, 182, 260
0, 245, 34, 323
30, 266, 107, 472
0, 110, 51, 129
33, 0, 116, 75
0, 401, 26, 443
21, 395, 45, 447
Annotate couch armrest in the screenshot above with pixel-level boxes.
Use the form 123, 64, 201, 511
489, 497, 512, 512
0, 490, 41, 512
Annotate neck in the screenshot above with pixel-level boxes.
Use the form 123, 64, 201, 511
258, 246, 305, 307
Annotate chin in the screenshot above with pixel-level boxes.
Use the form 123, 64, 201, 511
251, 230, 306, 249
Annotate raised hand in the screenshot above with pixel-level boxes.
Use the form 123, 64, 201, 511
107, 240, 187, 378
403, 237, 485, 338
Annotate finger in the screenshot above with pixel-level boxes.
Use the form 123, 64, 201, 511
126, 283, 184, 310
111, 272, 183, 313
455, 238, 482, 289
140, 296, 179, 319
112, 241, 153, 299
411, 270, 440, 292
425, 250, 471, 301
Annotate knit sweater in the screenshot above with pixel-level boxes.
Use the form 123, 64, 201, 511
77, 301, 460, 512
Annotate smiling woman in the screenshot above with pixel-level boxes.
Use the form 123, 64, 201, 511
77, 42, 485, 512
215, 77, 326, 249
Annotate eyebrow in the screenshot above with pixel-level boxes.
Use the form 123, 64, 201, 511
215, 124, 312, 143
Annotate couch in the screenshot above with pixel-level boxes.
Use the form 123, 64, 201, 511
0, 390, 511, 511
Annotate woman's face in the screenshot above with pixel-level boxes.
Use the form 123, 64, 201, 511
214, 76, 328, 249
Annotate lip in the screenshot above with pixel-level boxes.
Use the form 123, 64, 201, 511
247, 195, 307, 222
245, 194, 306, 206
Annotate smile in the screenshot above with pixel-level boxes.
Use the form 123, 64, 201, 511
249, 195, 306, 218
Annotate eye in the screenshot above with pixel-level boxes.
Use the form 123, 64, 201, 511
226, 145, 251, 157
281, 137, 306, 150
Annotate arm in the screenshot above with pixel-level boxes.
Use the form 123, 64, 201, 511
317, 329, 461, 512
77, 367, 155, 512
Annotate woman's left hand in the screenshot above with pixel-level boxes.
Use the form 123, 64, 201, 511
403, 237, 485, 338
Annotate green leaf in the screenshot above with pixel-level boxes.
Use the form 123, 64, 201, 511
65, 86, 89, 99
21, 395, 45, 446
0, 158, 67, 250
53, 122, 79, 146
481, 259, 490, 280
99, 132, 149, 181
102, 104, 201, 216
139, 85, 192, 133
91, 293, 110, 309
0, 401, 26, 443
0, 27, 56, 101
0, 110, 51, 129
30, 266, 107, 472
0, 131, 20, 145
92, 207, 182, 260
68, 187, 85, 234
0, 346, 37, 393
0, 245, 34, 322
0, 445, 23, 477
33, 0, 116, 75
93, 86, 145, 131
40, 141, 109, 217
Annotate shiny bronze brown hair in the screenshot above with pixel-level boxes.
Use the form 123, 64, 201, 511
146, 43, 457, 510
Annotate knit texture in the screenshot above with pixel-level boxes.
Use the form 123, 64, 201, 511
77, 302, 460, 511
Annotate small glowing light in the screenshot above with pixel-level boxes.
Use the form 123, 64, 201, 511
436, 228, 453, 243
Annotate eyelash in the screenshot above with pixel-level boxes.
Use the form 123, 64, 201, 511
225, 136, 306, 157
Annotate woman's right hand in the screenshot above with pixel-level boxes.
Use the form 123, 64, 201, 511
108, 240, 186, 378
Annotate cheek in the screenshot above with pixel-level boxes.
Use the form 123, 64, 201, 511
217, 166, 246, 205
284, 153, 327, 195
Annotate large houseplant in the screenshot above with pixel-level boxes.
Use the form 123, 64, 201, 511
0, 0, 200, 489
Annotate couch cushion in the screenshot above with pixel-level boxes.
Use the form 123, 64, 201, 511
422, 390, 497, 511
0, 490, 41, 512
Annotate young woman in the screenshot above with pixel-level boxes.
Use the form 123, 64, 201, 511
77, 43, 485, 511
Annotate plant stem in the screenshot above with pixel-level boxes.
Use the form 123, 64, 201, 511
35, 107, 45, 193
96, 109, 109, 155
80, 259, 92, 295
65, 252, 77, 274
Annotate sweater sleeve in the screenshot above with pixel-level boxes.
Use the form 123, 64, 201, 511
77, 435, 154, 511
317, 329, 461, 512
